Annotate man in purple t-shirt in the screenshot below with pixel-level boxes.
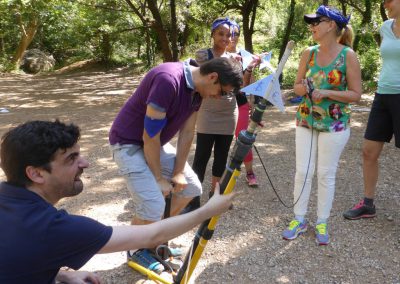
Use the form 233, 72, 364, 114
109, 57, 242, 273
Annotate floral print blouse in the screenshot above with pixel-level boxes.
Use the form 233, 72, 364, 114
296, 45, 351, 132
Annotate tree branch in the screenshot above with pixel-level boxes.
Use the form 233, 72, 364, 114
340, 0, 364, 15
125, 0, 148, 24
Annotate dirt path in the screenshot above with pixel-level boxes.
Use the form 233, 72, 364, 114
1, 66, 399, 284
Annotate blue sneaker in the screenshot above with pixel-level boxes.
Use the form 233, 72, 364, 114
282, 220, 308, 240
315, 223, 329, 245
127, 249, 164, 274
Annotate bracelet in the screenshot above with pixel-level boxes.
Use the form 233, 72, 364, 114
245, 67, 253, 73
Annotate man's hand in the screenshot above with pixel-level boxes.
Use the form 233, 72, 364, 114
56, 270, 101, 284
157, 177, 173, 196
171, 172, 188, 193
201, 183, 234, 217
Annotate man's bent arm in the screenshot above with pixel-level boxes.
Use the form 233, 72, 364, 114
142, 105, 165, 182
173, 112, 197, 176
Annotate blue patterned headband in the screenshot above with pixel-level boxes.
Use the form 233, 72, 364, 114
230, 20, 240, 32
211, 17, 232, 33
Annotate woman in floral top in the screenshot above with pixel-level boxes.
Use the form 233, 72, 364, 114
282, 5, 362, 245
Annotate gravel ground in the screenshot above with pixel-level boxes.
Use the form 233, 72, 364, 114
0, 65, 399, 284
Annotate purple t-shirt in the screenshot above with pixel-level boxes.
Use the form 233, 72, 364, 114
109, 61, 202, 146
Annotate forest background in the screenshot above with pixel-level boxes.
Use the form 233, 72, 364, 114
0, 0, 389, 89
1, 1, 399, 283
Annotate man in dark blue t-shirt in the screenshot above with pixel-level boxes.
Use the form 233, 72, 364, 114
0, 120, 234, 284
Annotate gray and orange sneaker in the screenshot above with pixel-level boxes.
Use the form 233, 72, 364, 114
343, 200, 376, 220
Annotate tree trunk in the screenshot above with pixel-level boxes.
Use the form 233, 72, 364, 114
100, 33, 112, 62
278, 0, 296, 82
341, 1, 347, 16
278, 0, 295, 62
0, 36, 4, 56
170, 0, 179, 61
125, 0, 173, 62
147, 0, 173, 62
146, 30, 152, 66
242, 0, 258, 53
0, 21, 4, 56
353, 0, 372, 52
12, 18, 38, 69
137, 41, 141, 59
373, 2, 388, 46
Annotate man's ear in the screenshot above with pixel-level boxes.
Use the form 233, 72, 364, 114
208, 72, 219, 82
26, 166, 45, 184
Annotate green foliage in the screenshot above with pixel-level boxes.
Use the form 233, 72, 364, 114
359, 47, 381, 91
0, 0, 390, 88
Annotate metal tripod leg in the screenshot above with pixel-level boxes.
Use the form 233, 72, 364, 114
174, 170, 241, 283
163, 192, 172, 259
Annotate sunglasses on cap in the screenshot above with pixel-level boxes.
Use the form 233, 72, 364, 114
304, 5, 350, 28
309, 18, 332, 27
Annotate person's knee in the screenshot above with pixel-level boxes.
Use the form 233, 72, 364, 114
317, 166, 336, 184
296, 164, 315, 180
362, 143, 381, 162
212, 167, 225, 178
136, 197, 166, 221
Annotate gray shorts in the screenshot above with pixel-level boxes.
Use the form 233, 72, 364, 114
110, 143, 202, 221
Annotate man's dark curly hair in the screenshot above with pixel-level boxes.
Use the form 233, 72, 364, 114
200, 57, 243, 92
0, 120, 80, 187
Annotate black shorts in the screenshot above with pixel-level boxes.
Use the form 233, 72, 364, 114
364, 93, 400, 148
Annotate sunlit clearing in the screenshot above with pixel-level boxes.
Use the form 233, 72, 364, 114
277, 275, 291, 283
78, 201, 127, 224
86, 126, 111, 133
105, 177, 125, 185
96, 90, 131, 95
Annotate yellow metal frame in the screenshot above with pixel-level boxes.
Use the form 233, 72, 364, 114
128, 169, 241, 284
128, 260, 172, 284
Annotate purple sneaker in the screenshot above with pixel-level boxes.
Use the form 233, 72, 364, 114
315, 223, 329, 245
282, 220, 308, 240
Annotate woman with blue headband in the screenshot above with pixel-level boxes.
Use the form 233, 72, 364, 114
282, 5, 362, 245
183, 17, 258, 213
184, 17, 237, 213
343, 0, 400, 220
